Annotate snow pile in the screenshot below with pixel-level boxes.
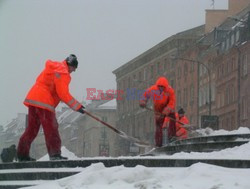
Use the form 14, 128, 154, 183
38, 146, 81, 161
167, 141, 250, 159
22, 162, 250, 189
195, 126, 250, 136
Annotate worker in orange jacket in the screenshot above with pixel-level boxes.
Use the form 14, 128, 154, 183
139, 77, 176, 147
175, 108, 189, 139
162, 108, 189, 140
17, 54, 85, 161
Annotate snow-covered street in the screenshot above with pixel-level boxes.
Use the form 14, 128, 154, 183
14, 128, 250, 189
20, 162, 250, 189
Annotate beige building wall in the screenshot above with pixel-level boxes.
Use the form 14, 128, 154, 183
77, 109, 118, 157
205, 10, 229, 33
228, 0, 250, 15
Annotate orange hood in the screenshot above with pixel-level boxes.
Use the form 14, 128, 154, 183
45, 60, 69, 74
155, 77, 169, 90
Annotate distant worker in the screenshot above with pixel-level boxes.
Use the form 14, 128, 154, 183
139, 77, 176, 147
1, 144, 17, 163
17, 54, 85, 162
175, 108, 189, 139
163, 107, 189, 141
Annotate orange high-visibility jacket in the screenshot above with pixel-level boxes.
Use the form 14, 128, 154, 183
175, 114, 189, 139
176, 115, 189, 130
141, 77, 176, 113
24, 60, 82, 113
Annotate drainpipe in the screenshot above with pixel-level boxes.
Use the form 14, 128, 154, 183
236, 46, 241, 128
197, 63, 200, 128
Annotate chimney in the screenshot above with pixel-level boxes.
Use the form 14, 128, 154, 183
205, 0, 250, 33
205, 9, 229, 33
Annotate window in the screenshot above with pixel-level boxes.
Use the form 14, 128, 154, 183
190, 84, 194, 104
150, 65, 154, 78
231, 85, 235, 102
199, 65, 207, 77
221, 41, 225, 51
241, 97, 248, 119
231, 115, 235, 130
190, 61, 194, 72
139, 71, 142, 81
133, 74, 136, 82
128, 77, 131, 88
226, 117, 230, 130
231, 33, 235, 46
184, 63, 188, 76
217, 66, 220, 79
226, 60, 229, 74
190, 116, 193, 124
164, 59, 167, 71
170, 79, 175, 89
183, 88, 188, 107
211, 82, 215, 101
199, 88, 203, 107
221, 64, 224, 77
231, 57, 235, 71
102, 116, 107, 122
242, 54, 248, 77
101, 127, 107, 139
143, 68, 147, 80
178, 67, 182, 78
157, 62, 161, 74
236, 30, 240, 42
226, 86, 230, 105
205, 85, 209, 105
217, 93, 220, 108
171, 60, 175, 69
221, 91, 224, 107
122, 80, 125, 90
177, 90, 182, 107
226, 37, 230, 50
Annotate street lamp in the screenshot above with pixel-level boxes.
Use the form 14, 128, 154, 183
172, 57, 212, 116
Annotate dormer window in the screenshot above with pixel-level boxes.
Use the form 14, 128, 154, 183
236, 30, 240, 42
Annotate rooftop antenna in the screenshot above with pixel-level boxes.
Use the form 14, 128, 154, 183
211, 0, 215, 9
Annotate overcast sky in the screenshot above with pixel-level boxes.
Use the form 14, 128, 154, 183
0, 0, 228, 125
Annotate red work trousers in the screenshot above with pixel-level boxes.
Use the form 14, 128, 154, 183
155, 113, 176, 147
17, 106, 61, 157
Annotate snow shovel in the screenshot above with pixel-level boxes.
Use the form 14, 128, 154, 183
82, 110, 153, 148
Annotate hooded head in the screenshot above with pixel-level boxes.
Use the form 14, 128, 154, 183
155, 77, 169, 89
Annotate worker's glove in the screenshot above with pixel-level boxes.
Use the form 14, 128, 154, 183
139, 100, 147, 108
77, 105, 85, 114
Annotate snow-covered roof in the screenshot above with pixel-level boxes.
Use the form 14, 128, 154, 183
97, 99, 117, 110
57, 108, 83, 124
2, 119, 17, 132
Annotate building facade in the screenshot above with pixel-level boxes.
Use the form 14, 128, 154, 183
113, 0, 250, 156
113, 26, 205, 155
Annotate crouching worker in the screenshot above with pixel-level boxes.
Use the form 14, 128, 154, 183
17, 54, 85, 162
175, 108, 189, 139
162, 107, 189, 141
139, 77, 176, 147
1, 144, 17, 163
